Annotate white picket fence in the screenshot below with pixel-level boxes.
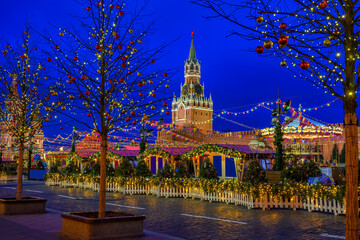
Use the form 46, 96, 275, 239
45, 179, 350, 215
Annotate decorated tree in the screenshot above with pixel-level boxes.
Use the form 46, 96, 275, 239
0, 27, 63, 200
330, 144, 340, 163
193, 0, 360, 237
273, 123, 284, 170
243, 160, 266, 184
156, 163, 175, 178
44, 0, 172, 218
134, 159, 152, 177
340, 143, 345, 163
199, 159, 219, 179
115, 158, 134, 177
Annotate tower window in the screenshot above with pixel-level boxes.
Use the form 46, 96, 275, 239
190, 64, 194, 70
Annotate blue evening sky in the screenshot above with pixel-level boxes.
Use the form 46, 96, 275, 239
0, 0, 345, 141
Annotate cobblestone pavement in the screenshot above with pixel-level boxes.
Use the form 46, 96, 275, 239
0, 180, 352, 240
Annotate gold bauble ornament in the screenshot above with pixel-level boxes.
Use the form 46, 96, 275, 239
148, 80, 153, 84
129, 29, 133, 33
280, 60, 287, 67
59, 32, 64, 37
138, 39, 143, 44
256, 16, 264, 23
263, 40, 273, 49
151, 106, 155, 110
323, 39, 331, 47
165, 84, 169, 88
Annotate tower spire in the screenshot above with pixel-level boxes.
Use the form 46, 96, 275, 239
188, 31, 197, 61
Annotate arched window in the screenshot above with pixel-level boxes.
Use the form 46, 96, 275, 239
190, 64, 194, 70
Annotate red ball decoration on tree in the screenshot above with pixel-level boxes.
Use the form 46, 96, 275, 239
120, 78, 125, 83
60, 126, 63, 130
139, 92, 143, 97
87, 113, 92, 117
107, 115, 112, 120
115, 4, 120, 9
163, 73, 168, 77
278, 35, 289, 45
73, 56, 78, 61
125, 117, 131, 121
34, 48, 38, 51
96, 2, 101, 6
130, 40, 134, 44
121, 63, 126, 68
256, 46, 264, 54
117, 45, 123, 49
132, 120, 137, 125
166, 111, 170, 115
151, 59, 155, 64
279, 23, 287, 30
108, 79, 113, 83
47, 57, 51, 62
68, 80, 73, 84
85, 90, 90, 95
163, 102, 167, 106
86, 6, 91, 11
122, 56, 127, 61
300, 60, 310, 70
115, 35, 120, 39
81, 76, 86, 80
152, 93, 156, 97
79, 94, 83, 98
121, 110, 126, 114
319, 0, 327, 8
138, 82, 143, 87
110, 4, 114, 9
118, 11, 124, 15
130, 111, 135, 116
54, 45, 59, 50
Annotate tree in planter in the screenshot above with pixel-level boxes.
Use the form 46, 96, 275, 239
199, 159, 218, 179
330, 144, 340, 163
44, 0, 172, 218
193, 0, 360, 236
134, 159, 152, 177
115, 158, 134, 177
0, 28, 63, 200
243, 160, 266, 184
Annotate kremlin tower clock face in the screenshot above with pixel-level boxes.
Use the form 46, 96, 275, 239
182, 84, 189, 96
194, 83, 203, 95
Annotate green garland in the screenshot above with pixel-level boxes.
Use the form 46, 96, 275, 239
88, 151, 123, 162
182, 144, 243, 160
137, 148, 171, 161
66, 152, 82, 163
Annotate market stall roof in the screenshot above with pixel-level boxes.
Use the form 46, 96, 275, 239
112, 149, 139, 157
159, 147, 195, 155
219, 144, 275, 154
286, 117, 325, 127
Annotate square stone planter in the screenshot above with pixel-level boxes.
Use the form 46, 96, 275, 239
61, 211, 145, 240
266, 170, 282, 183
0, 197, 47, 215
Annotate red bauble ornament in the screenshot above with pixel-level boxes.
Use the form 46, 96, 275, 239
152, 93, 156, 97
130, 40, 134, 45
68, 80, 73, 84
118, 11, 124, 15
121, 63, 126, 68
34, 48, 38, 51
68, 75, 72, 79
108, 79, 113, 83
85, 90, 90, 95
279, 23, 287, 30
120, 78, 125, 83
73, 56, 78, 61
138, 82, 143, 87
163, 73, 168, 77
115, 4, 120, 9
87, 113, 92, 117
47, 57, 51, 62
107, 115, 112, 120
79, 94, 83, 98
300, 60, 310, 70
115, 35, 119, 39
60, 126, 63, 130
121, 110, 126, 114
110, 4, 114, 9
86, 6, 91, 11
54, 45, 59, 49
118, 45, 123, 49
319, 0, 327, 8
96, 2, 101, 6
81, 76, 86, 80
166, 111, 170, 115
71, 77, 76, 81
122, 56, 127, 61
125, 117, 131, 121
128, 70, 132, 75
151, 59, 155, 64
132, 120, 137, 125
95, 45, 100, 49
278, 35, 289, 45
131, 111, 135, 116
139, 92, 143, 97
256, 46, 264, 54
163, 102, 167, 106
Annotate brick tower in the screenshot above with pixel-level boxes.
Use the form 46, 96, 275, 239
172, 33, 213, 132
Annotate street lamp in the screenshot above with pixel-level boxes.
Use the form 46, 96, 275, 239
139, 114, 153, 153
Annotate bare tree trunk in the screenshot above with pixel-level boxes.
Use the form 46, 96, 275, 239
98, 133, 107, 218
344, 98, 359, 240
16, 141, 24, 200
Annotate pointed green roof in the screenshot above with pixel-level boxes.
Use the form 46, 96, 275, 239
188, 36, 197, 61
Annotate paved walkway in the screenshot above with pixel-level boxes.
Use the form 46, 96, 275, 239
0, 208, 184, 240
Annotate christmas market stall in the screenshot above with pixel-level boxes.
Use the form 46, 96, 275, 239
137, 147, 194, 175
182, 144, 274, 180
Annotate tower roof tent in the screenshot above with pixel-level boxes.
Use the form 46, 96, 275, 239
186, 31, 198, 64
